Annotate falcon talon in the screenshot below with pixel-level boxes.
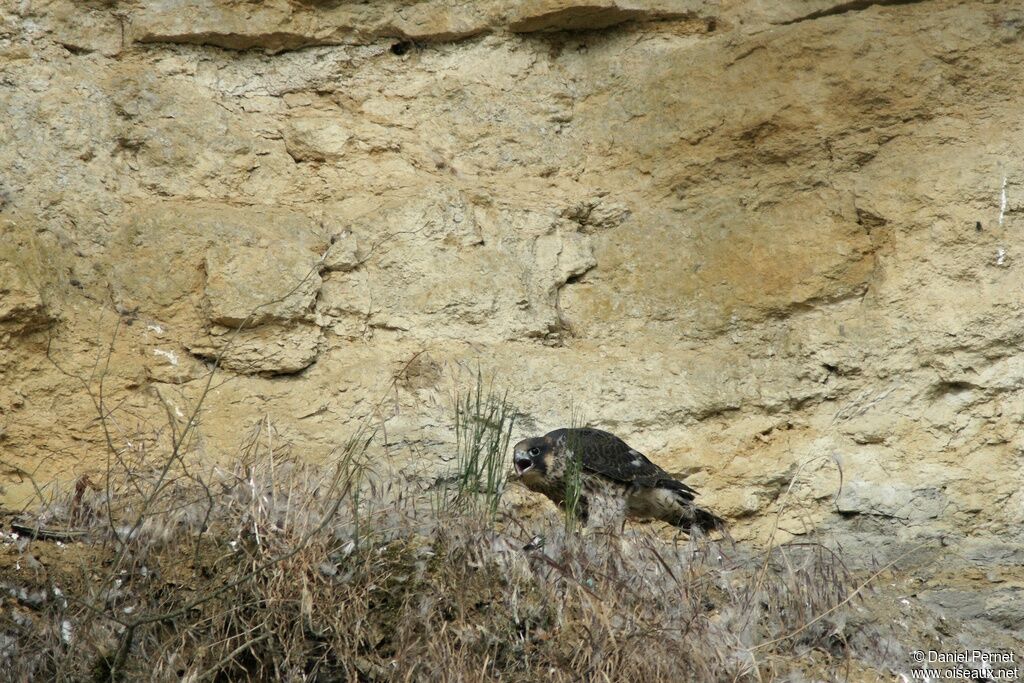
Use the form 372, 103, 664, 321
512, 427, 725, 534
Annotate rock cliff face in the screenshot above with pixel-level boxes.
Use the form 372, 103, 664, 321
1, 0, 1022, 643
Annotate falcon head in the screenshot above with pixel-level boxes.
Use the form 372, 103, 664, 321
512, 436, 552, 483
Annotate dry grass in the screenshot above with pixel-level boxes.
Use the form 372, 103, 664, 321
1, 413, 896, 683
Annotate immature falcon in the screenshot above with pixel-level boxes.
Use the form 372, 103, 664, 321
512, 428, 724, 533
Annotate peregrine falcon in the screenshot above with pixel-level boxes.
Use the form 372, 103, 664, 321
512, 428, 724, 533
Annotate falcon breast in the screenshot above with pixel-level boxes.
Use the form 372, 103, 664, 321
512, 427, 724, 534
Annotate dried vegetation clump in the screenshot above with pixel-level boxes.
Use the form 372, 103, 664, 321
0, 364, 901, 682
1, 428, 901, 682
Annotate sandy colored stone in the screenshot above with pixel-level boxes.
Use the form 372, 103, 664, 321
109, 202, 325, 317
145, 344, 208, 384
188, 323, 323, 375
29, 0, 126, 57
204, 245, 322, 326
283, 117, 351, 162
323, 233, 360, 272
318, 271, 371, 319
0, 260, 49, 336
130, 0, 330, 52
388, 2, 494, 42
835, 480, 949, 522
508, 0, 698, 32
320, 192, 596, 342
131, 0, 498, 51
0, 218, 63, 340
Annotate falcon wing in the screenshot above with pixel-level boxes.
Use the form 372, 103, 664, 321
547, 428, 698, 497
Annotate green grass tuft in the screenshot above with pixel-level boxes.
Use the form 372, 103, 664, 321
449, 371, 517, 521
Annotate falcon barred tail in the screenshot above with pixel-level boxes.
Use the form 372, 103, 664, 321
641, 476, 726, 533
512, 427, 725, 534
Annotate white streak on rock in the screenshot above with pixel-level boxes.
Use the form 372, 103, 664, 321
999, 175, 1008, 226
153, 348, 179, 366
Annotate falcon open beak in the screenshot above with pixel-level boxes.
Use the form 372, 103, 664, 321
513, 454, 533, 475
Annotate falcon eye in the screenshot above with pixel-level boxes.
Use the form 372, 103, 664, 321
528, 447, 540, 457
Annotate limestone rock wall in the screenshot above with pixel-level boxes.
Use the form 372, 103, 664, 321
2, 1, 1024, 631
